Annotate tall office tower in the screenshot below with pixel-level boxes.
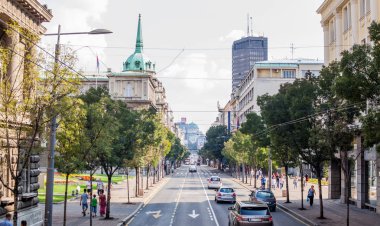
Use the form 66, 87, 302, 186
232, 36, 268, 90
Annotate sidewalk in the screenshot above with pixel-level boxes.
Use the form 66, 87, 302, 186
230, 175, 380, 226
39, 174, 170, 226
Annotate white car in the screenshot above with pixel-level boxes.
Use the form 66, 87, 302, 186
189, 165, 197, 172
207, 176, 222, 189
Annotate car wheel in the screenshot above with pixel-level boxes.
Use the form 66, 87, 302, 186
215, 199, 219, 203
232, 201, 236, 204
272, 207, 276, 212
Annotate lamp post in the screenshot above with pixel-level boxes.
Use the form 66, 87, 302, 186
43, 25, 112, 226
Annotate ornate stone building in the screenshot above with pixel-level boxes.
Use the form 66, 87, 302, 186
81, 14, 174, 131
0, 0, 52, 225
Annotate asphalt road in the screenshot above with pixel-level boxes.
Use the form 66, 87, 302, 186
128, 165, 305, 226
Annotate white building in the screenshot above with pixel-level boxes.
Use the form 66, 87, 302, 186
236, 59, 323, 124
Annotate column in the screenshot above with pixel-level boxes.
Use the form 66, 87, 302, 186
351, 0, 359, 44
335, 10, 343, 60
323, 24, 330, 65
356, 136, 366, 209
370, 0, 378, 22
329, 158, 341, 199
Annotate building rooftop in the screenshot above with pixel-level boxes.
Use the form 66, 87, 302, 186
256, 59, 324, 65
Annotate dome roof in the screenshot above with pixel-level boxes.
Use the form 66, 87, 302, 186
123, 14, 155, 72
123, 52, 155, 71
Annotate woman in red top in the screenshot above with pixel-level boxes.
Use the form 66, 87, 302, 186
99, 190, 107, 217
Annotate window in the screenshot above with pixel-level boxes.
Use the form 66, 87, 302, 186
125, 82, 133, 97
283, 70, 296, 78
329, 19, 336, 43
366, 0, 371, 13
240, 207, 269, 215
343, 5, 351, 31
360, 0, 370, 18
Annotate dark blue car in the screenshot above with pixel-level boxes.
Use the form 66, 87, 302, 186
249, 189, 276, 212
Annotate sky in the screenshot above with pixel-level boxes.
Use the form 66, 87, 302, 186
40, 0, 325, 133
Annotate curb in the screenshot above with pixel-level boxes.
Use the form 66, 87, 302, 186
229, 177, 319, 226
117, 176, 171, 226
276, 204, 319, 226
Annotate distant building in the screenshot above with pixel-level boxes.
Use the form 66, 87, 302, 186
80, 14, 174, 130
232, 36, 268, 90
176, 119, 205, 151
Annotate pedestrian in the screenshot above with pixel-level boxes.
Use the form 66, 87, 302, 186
0, 213, 12, 226
275, 172, 280, 188
271, 175, 276, 189
96, 179, 104, 195
99, 189, 107, 217
260, 176, 266, 189
21, 221, 27, 226
293, 176, 298, 189
305, 173, 309, 186
307, 185, 316, 207
80, 188, 89, 216
91, 194, 98, 217
279, 176, 284, 189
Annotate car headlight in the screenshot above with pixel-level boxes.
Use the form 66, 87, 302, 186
266, 202, 271, 204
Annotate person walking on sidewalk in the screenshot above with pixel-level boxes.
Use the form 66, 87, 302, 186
99, 190, 107, 217
261, 176, 266, 189
0, 213, 12, 226
91, 194, 98, 217
80, 189, 89, 216
293, 176, 298, 189
307, 185, 316, 207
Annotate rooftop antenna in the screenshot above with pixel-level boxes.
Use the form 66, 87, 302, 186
250, 16, 253, 36
247, 13, 250, 37
290, 43, 295, 60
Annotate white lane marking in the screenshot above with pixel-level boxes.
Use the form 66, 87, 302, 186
197, 171, 220, 226
188, 210, 200, 219
169, 171, 188, 226
145, 210, 162, 219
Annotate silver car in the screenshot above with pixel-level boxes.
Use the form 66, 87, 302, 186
207, 176, 222, 189
215, 187, 236, 203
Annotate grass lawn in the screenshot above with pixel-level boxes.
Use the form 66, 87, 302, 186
38, 195, 67, 204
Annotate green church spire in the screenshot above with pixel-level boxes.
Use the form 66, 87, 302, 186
135, 14, 143, 53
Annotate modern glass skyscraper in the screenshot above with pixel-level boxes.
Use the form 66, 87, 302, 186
232, 36, 268, 90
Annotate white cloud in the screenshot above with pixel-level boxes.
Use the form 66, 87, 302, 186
219, 30, 245, 42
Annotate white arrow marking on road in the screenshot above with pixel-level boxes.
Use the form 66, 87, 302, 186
188, 210, 199, 219
146, 210, 162, 219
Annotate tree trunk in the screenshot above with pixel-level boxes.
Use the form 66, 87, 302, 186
254, 167, 257, 188
63, 174, 70, 226
285, 165, 291, 203
140, 167, 144, 195
153, 167, 156, 184
126, 168, 130, 204
146, 165, 150, 190
90, 172, 93, 226
13, 182, 18, 226
249, 166, 252, 186
135, 167, 138, 197
317, 170, 324, 219
105, 175, 112, 219
300, 162, 305, 210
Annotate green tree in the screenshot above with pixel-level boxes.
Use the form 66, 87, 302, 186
202, 125, 228, 169
55, 97, 87, 226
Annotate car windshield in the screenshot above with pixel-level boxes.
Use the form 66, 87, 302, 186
210, 177, 220, 181
240, 207, 268, 215
220, 188, 234, 193
256, 191, 274, 199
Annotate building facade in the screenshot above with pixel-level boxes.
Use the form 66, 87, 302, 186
236, 59, 323, 124
318, 0, 380, 213
317, 0, 379, 64
232, 36, 268, 91
80, 15, 174, 130
0, 0, 52, 225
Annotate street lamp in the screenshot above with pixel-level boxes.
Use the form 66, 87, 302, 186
43, 25, 112, 226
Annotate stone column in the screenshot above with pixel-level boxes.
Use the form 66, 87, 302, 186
323, 24, 330, 65
350, 0, 359, 44
335, 10, 343, 60
328, 158, 341, 199
356, 136, 366, 209
370, 0, 378, 22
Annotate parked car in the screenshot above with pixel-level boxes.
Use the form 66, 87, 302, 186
215, 187, 236, 203
189, 165, 197, 172
228, 201, 273, 226
249, 189, 276, 212
207, 176, 222, 189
